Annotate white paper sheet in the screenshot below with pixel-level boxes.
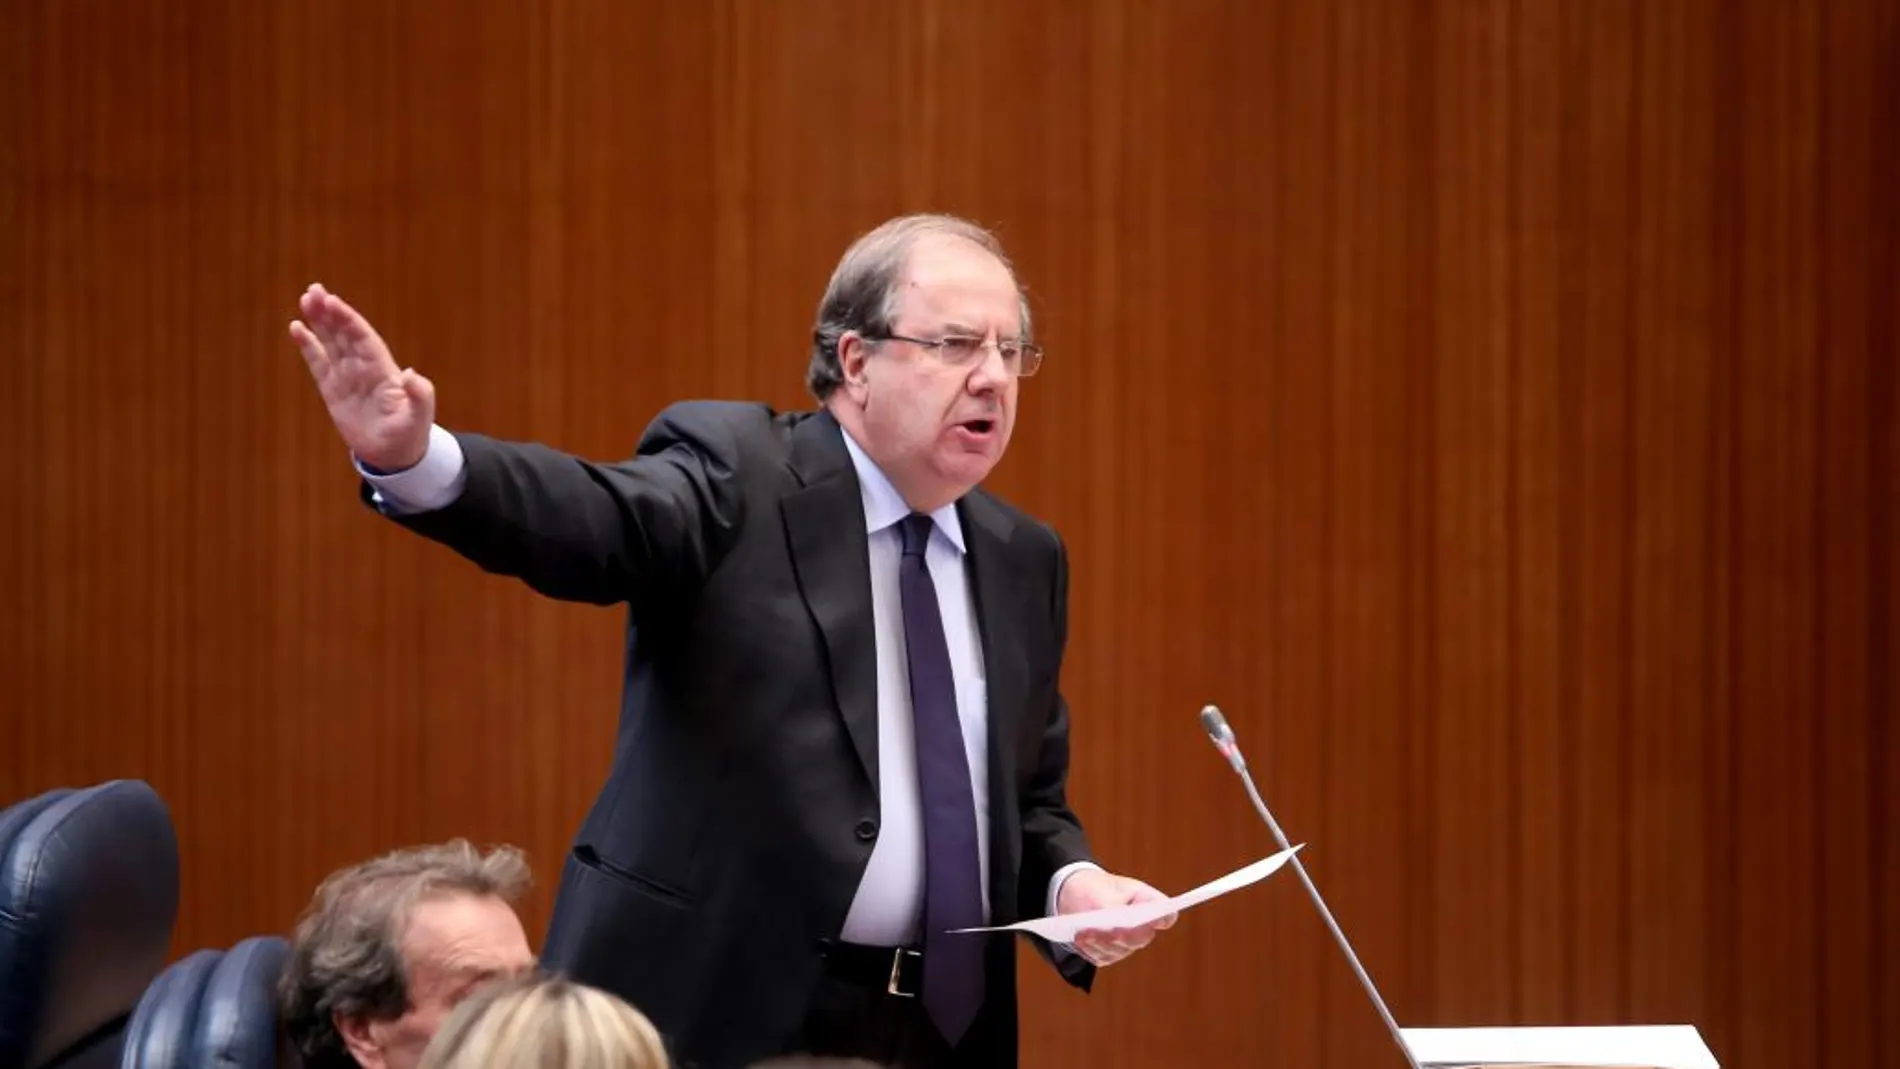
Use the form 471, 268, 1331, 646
948, 843, 1303, 943
1399, 1025, 1719, 1068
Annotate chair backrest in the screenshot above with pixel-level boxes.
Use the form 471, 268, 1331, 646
121, 936, 293, 1069
0, 780, 181, 1069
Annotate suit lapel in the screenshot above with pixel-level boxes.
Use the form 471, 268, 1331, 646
959, 491, 1033, 923
782, 413, 881, 794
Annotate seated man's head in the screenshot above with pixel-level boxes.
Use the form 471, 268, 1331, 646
280, 839, 537, 1069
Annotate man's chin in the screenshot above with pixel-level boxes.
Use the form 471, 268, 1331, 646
937, 452, 1001, 491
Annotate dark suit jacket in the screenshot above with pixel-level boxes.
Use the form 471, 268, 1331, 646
370, 402, 1096, 1068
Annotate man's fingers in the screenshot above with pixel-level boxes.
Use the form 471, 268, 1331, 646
297, 284, 403, 394
289, 320, 330, 380
300, 289, 349, 372
1079, 922, 1168, 964
1063, 876, 1175, 967
304, 286, 369, 364
1075, 928, 1145, 965
298, 285, 332, 338
324, 291, 381, 350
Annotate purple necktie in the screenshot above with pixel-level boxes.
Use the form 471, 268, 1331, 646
897, 513, 986, 1046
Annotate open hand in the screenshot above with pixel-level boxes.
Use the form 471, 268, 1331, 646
1056, 869, 1177, 967
289, 284, 435, 472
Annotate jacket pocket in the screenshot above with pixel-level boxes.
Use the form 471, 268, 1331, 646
572, 844, 695, 910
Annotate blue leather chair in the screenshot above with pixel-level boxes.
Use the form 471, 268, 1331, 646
121, 935, 293, 1069
0, 780, 181, 1069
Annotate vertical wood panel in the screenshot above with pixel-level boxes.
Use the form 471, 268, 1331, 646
1699, 2, 1745, 1053
1, 2, 1891, 1067
1324, 0, 1420, 1061
1280, 0, 1340, 1060
1569, 0, 1638, 1029
1732, 1, 1823, 1064
1813, 0, 1886, 1063
1507, 0, 1569, 1029
1625, 0, 1718, 1029
1883, 75, 1900, 1068
1433, 0, 1521, 1024
1865, 6, 1899, 1061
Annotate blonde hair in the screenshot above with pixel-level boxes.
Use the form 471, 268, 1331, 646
417, 974, 671, 1069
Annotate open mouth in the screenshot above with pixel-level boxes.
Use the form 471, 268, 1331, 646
960, 419, 996, 435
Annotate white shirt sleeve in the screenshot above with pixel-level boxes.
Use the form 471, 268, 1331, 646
356, 424, 467, 514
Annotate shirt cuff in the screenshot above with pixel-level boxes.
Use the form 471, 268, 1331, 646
357, 424, 466, 514
1048, 865, 1109, 956
1046, 860, 1104, 918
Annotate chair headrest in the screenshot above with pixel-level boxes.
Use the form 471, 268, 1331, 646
0, 789, 75, 855
121, 949, 221, 1069
123, 936, 294, 1069
197, 936, 292, 1067
0, 780, 181, 1068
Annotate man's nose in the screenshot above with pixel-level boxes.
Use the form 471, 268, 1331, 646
966, 339, 1011, 389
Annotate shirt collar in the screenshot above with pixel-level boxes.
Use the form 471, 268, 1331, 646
839, 426, 967, 555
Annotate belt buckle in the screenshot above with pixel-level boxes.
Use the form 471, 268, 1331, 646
887, 947, 921, 998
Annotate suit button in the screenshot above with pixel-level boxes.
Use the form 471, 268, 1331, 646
854, 818, 878, 841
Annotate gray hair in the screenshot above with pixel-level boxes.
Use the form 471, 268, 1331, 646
279, 839, 533, 1069
806, 213, 1032, 400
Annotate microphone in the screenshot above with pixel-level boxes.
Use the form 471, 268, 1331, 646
1198, 704, 1421, 1069
1199, 704, 1245, 773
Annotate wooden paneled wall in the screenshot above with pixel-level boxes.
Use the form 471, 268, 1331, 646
2, 2, 1893, 1067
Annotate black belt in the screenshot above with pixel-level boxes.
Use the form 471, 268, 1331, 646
821, 940, 924, 998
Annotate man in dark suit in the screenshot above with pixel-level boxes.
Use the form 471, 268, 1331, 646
289, 214, 1175, 1069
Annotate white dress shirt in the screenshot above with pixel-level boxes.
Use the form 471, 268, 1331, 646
833, 428, 993, 944
359, 423, 1097, 947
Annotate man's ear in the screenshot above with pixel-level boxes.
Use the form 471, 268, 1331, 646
838, 332, 872, 394
335, 1010, 385, 1069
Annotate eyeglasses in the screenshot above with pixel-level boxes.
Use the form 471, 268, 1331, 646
868, 332, 1045, 378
